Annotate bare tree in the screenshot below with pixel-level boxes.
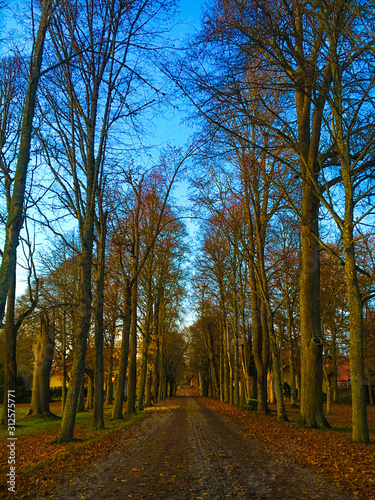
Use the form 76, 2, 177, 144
0, 0, 57, 325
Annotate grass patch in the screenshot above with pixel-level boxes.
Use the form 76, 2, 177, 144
0, 402, 146, 442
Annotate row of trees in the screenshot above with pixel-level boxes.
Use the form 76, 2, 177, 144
0, 0, 190, 442
16, 169, 188, 424
2, 0, 375, 447
180, 0, 375, 443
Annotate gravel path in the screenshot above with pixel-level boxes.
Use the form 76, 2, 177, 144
51, 389, 351, 500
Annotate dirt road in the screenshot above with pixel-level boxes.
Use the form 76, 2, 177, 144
53, 389, 351, 500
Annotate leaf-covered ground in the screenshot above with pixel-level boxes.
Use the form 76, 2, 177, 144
0, 397, 374, 499
213, 399, 375, 499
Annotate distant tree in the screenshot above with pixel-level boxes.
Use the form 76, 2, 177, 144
26, 310, 55, 417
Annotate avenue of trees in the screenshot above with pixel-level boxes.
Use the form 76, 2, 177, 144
0, 0, 375, 446
182, 0, 375, 444
0, 0, 189, 442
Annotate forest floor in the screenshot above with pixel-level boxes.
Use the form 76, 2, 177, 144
0, 388, 374, 499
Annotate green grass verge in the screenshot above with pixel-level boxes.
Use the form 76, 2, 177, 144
0, 404, 145, 442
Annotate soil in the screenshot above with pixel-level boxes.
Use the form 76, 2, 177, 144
47, 388, 352, 500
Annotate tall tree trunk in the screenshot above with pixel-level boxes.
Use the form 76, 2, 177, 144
219, 329, 224, 402
145, 370, 152, 407
332, 342, 338, 404
209, 353, 220, 398
246, 208, 268, 413
226, 321, 233, 405
112, 282, 131, 419
126, 188, 141, 415
256, 224, 287, 420
295, 4, 332, 428
86, 370, 94, 410
222, 326, 229, 403
105, 341, 114, 405
299, 183, 328, 427
265, 308, 287, 420
0, 0, 54, 325
241, 335, 251, 403
62, 305, 67, 409
127, 278, 138, 414
137, 285, 153, 410
153, 337, 160, 403
58, 221, 95, 441
343, 239, 369, 443
93, 209, 107, 429
286, 302, 298, 407
251, 286, 268, 413
27, 313, 55, 416
77, 374, 85, 413
1, 267, 17, 425
232, 291, 240, 406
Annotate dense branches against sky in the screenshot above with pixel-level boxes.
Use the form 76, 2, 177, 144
1, 0, 375, 447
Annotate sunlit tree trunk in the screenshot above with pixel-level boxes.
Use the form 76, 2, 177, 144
27, 313, 55, 416
93, 207, 107, 429
127, 208, 140, 414
138, 283, 153, 410
112, 282, 131, 419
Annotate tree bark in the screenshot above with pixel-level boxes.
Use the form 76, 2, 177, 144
93, 208, 107, 429
286, 300, 298, 407
1, 267, 17, 425
137, 279, 153, 410
86, 369, 94, 410
27, 313, 55, 416
112, 282, 131, 419
59, 220, 95, 440
105, 343, 114, 405
77, 374, 85, 413
343, 237, 369, 442
127, 277, 139, 414
299, 181, 328, 427
145, 370, 152, 407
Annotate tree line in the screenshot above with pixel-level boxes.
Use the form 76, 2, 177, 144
1, 0, 375, 445
180, 0, 375, 444
0, 0, 189, 443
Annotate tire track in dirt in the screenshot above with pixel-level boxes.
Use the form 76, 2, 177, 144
48, 392, 352, 500
186, 397, 351, 499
